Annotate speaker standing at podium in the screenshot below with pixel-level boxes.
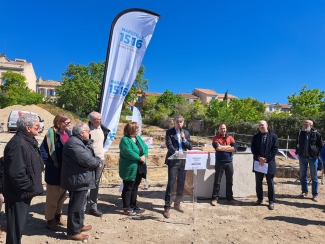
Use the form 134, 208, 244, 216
163, 116, 192, 219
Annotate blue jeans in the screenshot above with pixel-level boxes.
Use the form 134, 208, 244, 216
299, 156, 318, 196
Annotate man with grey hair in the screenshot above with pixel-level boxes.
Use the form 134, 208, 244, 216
61, 122, 103, 241
84, 111, 110, 217
3, 113, 44, 243
296, 119, 323, 202
163, 115, 192, 218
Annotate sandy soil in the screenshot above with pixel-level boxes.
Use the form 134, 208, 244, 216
0, 178, 325, 244
1, 105, 323, 243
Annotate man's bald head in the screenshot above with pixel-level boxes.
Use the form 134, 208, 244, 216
258, 120, 268, 133
303, 120, 313, 131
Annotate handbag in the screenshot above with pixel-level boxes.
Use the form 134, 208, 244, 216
138, 160, 147, 174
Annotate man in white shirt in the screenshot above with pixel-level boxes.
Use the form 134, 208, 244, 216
86, 111, 110, 217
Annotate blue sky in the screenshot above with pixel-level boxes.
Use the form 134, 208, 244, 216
1, 0, 325, 104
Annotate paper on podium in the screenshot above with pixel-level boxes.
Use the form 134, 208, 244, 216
254, 160, 268, 174
185, 151, 208, 170
168, 151, 187, 160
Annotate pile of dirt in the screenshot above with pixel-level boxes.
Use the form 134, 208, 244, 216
0, 104, 55, 130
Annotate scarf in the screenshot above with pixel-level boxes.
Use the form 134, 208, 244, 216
45, 127, 58, 167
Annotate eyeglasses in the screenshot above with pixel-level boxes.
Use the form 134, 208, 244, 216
30, 125, 40, 130
63, 121, 71, 125
81, 130, 91, 133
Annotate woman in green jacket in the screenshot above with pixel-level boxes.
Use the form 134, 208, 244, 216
119, 122, 148, 215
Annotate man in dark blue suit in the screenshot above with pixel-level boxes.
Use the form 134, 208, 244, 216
251, 120, 279, 210
163, 116, 192, 218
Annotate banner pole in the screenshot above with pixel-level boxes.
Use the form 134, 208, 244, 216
193, 169, 197, 226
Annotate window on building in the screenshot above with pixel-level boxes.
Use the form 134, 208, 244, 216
269, 107, 273, 112
211, 96, 215, 100
137, 96, 141, 102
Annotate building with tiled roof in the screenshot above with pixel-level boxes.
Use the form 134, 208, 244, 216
216, 93, 238, 101
264, 102, 291, 113
0, 54, 37, 91
178, 93, 199, 104
36, 77, 61, 96
192, 88, 237, 104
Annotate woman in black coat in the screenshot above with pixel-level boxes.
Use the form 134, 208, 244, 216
40, 113, 71, 230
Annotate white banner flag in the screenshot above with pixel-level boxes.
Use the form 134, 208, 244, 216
132, 106, 142, 135
99, 9, 160, 151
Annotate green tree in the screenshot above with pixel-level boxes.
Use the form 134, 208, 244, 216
229, 97, 265, 122
205, 97, 265, 127
142, 95, 160, 116
123, 65, 149, 109
56, 62, 149, 117
173, 95, 188, 117
206, 99, 230, 126
0, 71, 43, 108
187, 99, 206, 120
56, 62, 105, 117
157, 89, 178, 109
288, 85, 325, 117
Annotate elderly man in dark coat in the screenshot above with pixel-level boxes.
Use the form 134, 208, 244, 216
251, 120, 279, 210
3, 113, 44, 244
61, 122, 103, 241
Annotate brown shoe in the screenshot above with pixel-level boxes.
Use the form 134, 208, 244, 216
89, 209, 103, 217
80, 225, 92, 232
174, 204, 184, 213
67, 233, 89, 241
312, 196, 318, 202
300, 192, 308, 198
163, 208, 170, 218
55, 214, 67, 226
228, 199, 239, 206
46, 219, 59, 231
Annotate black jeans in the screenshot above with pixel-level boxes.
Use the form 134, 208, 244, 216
122, 173, 142, 209
67, 190, 87, 236
255, 172, 275, 202
164, 160, 187, 209
211, 161, 234, 201
5, 198, 31, 244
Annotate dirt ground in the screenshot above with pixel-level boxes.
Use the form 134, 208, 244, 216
0, 178, 325, 244
1, 105, 324, 243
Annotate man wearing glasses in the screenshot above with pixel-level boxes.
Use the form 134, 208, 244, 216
3, 113, 44, 243
61, 122, 103, 241
84, 111, 110, 217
